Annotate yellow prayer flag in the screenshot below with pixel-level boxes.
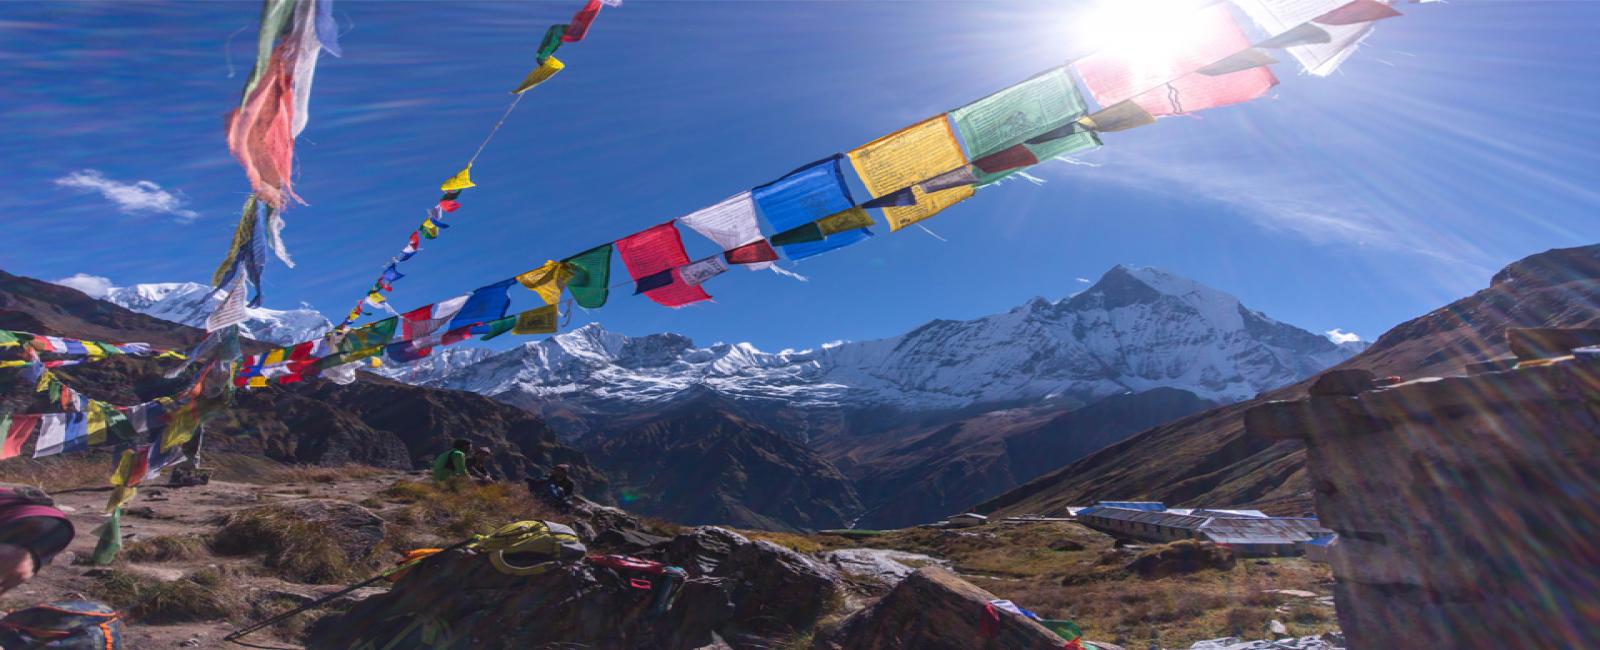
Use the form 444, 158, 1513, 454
83, 341, 106, 359
264, 348, 287, 365
35, 371, 52, 394
110, 449, 137, 487
369, 357, 383, 368
512, 56, 565, 95
1077, 100, 1156, 133
248, 376, 268, 388
0, 360, 26, 369
511, 305, 560, 335
817, 207, 875, 236
86, 405, 108, 447
848, 115, 975, 231
106, 486, 136, 514
162, 402, 198, 451
515, 261, 574, 306
441, 164, 476, 192
421, 219, 440, 239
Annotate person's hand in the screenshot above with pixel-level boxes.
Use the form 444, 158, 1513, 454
0, 543, 36, 595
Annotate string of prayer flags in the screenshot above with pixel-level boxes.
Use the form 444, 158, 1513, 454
1231, 0, 1401, 76
770, 207, 875, 247
633, 270, 673, 294
680, 257, 728, 287
724, 240, 779, 266
949, 67, 1098, 183
516, 261, 574, 305
340, 316, 397, 352
379, 265, 405, 292
1075, 3, 1251, 111
679, 192, 773, 271
449, 280, 515, 333
401, 231, 422, 261
848, 116, 973, 231
401, 295, 470, 341
562, 244, 613, 308
917, 166, 980, 195
513, 57, 565, 95
615, 222, 710, 307
562, 0, 604, 42
33, 413, 89, 459
752, 155, 865, 259
1, 414, 38, 460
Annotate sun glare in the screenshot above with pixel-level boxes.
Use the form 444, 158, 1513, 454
1070, 0, 1213, 66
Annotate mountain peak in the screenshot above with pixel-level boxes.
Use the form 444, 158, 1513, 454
55, 275, 331, 346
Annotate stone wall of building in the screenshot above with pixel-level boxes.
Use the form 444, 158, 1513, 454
1247, 360, 1600, 649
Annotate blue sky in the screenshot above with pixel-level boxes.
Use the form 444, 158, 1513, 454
3, 1, 1596, 352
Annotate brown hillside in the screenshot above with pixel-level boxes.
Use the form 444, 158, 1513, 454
978, 243, 1600, 517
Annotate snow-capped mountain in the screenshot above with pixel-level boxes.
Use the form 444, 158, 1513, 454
435, 265, 1365, 428
55, 276, 333, 346
372, 347, 495, 384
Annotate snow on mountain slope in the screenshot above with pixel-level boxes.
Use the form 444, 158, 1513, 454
436, 265, 1363, 420
372, 347, 495, 385
55, 276, 332, 346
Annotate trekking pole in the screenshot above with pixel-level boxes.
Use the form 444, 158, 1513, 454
224, 535, 478, 643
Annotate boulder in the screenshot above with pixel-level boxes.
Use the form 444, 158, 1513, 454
575, 500, 672, 552
816, 567, 1071, 650
822, 549, 945, 588
1125, 540, 1235, 578
307, 525, 842, 650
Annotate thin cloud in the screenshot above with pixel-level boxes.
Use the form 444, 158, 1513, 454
1076, 277, 1091, 283
1325, 328, 1362, 344
53, 273, 115, 298
54, 169, 200, 222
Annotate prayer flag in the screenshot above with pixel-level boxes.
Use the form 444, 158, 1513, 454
678, 192, 771, 271
972, 144, 1040, 175
364, 290, 387, 309
86, 405, 108, 447
1075, 3, 1253, 108
615, 222, 710, 307
818, 207, 874, 236
144, 443, 186, 482
402, 295, 470, 341
315, 0, 342, 56
110, 449, 139, 487
861, 187, 916, 209
562, 0, 603, 42
771, 223, 823, 247
161, 402, 199, 452
634, 270, 673, 294
1231, 0, 1387, 76
91, 507, 123, 565
516, 261, 574, 305
918, 166, 980, 195
1315, 0, 1401, 26
1132, 65, 1277, 117
538, 24, 567, 63
35, 413, 89, 458
0, 330, 17, 347
512, 305, 560, 335
342, 316, 398, 352
478, 316, 516, 341
563, 244, 613, 309
384, 341, 432, 364
439, 199, 461, 213
752, 155, 865, 258
1, 415, 38, 460
513, 57, 565, 95
448, 280, 514, 333
680, 257, 728, 287
1198, 48, 1281, 76
206, 272, 250, 332
410, 325, 475, 350
421, 218, 440, 239
1078, 101, 1157, 133
725, 240, 778, 266
403, 231, 422, 257
848, 117, 973, 231
380, 265, 405, 291
441, 164, 476, 191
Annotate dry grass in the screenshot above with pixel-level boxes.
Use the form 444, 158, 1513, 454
210, 506, 366, 584
123, 535, 207, 563
205, 453, 393, 486
790, 521, 1337, 648
88, 569, 234, 624
747, 531, 830, 554
0, 455, 117, 491
378, 478, 556, 547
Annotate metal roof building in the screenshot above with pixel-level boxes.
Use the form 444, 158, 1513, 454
1076, 506, 1331, 557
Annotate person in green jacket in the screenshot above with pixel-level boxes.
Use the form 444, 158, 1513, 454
431, 439, 471, 482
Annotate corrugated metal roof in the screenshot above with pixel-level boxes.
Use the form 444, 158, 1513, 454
1082, 507, 1211, 530
1199, 518, 1331, 545
1192, 509, 1269, 519
1095, 501, 1167, 511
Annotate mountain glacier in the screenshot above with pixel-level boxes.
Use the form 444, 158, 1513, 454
433, 266, 1365, 421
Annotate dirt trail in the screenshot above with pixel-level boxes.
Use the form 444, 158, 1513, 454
1, 471, 413, 649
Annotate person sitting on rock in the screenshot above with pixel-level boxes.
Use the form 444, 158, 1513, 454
527, 464, 577, 509
431, 439, 471, 483
0, 487, 74, 596
466, 446, 498, 483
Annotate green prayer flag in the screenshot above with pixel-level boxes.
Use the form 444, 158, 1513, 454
537, 24, 568, 64
0, 330, 17, 346
771, 223, 824, 247
950, 67, 1096, 184
562, 244, 612, 309
341, 316, 398, 353
91, 508, 123, 565
479, 316, 517, 341
1041, 619, 1082, 641
47, 377, 61, 403
241, 0, 296, 103
212, 197, 260, 286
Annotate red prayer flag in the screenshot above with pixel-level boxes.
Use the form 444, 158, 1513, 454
615, 222, 710, 307
439, 199, 461, 213
725, 240, 779, 265
1132, 66, 1277, 117
2, 415, 39, 460
1074, 3, 1254, 110
1315, 0, 1401, 26
972, 144, 1040, 174
562, 0, 603, 42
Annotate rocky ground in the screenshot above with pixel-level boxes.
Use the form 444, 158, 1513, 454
0, 456, 1337, 649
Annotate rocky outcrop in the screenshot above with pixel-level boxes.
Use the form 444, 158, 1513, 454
308, 525, 843, 649
817, 567, 1074, 650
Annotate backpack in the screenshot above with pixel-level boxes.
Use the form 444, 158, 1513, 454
0, 600, 123, 649
475, 520, 586, 576
588, 555, 688, 615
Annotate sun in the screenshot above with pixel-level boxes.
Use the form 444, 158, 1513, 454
1068, 0, 1216, 67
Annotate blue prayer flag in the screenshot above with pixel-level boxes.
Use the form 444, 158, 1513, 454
752, 155, 867, 261
448, 279, 514, 334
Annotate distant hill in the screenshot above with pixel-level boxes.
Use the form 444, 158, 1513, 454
977, 244, 1600, 518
